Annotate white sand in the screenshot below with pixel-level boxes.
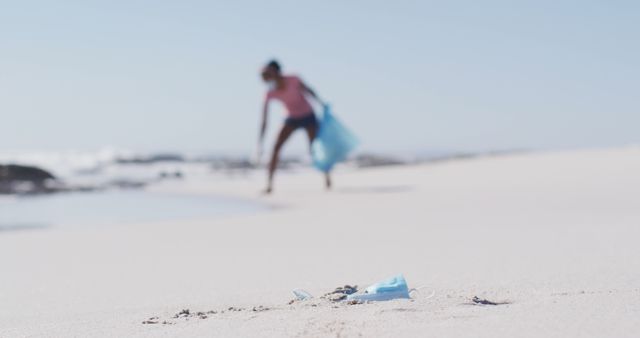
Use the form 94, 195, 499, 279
1, 147, 640, 337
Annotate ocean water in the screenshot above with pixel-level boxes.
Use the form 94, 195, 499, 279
0, 190, 265, 231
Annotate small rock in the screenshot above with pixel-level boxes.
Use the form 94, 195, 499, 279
142, 317, 159, 324
174, 309, 191, 318
252, 305, 270, 312
471, 296, 509, 305
322, 285, 358, 302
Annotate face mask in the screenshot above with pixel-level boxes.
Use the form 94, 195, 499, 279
346, 274, 411, 302
266, 80, 278, 91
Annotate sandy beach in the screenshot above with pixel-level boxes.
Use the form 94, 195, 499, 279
1, 147, 639, 337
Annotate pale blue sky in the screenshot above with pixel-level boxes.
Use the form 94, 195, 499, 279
1, 0, 638, 154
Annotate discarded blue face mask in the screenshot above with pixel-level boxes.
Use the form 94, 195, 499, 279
346, 274, 411, 302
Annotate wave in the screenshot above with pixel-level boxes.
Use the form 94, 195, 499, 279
0, 147, 135, 179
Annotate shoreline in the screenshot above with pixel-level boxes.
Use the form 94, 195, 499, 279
0, 189, 268, 233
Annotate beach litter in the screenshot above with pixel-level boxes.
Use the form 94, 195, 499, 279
292, 289, 313, 301
291, 274, 431, 304
143, 276, 430, 326
346, 274, 412, 302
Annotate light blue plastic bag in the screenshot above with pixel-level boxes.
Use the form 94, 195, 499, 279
346, 274, 411, 302
311, 105, 358, 172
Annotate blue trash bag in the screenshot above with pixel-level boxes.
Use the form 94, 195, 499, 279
311, 105, 358, 172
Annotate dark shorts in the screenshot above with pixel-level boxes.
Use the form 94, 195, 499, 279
285, 113, 318, 129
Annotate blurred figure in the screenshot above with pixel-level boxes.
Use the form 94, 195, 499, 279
259, 60, 330, 194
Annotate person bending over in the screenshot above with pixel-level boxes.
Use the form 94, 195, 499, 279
259, 60, 330, 194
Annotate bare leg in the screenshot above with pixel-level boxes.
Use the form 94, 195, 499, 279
265, 124, 296, 194
325, 172, 332, 190
304, 122, 331, 190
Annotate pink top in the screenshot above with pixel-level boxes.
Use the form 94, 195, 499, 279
265, 75, 314, 118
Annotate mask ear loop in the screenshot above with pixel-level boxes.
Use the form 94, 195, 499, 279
409, 286, 436, 299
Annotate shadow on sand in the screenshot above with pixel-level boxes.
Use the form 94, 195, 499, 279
337, 185, 414, 194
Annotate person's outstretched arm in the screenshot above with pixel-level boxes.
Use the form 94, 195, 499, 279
301, 81, 325, 107
260, 101, 268, 141
258, 96, 270, 154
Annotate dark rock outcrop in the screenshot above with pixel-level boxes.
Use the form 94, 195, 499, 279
116, 153, 185, 165
0, 164, 57, 194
